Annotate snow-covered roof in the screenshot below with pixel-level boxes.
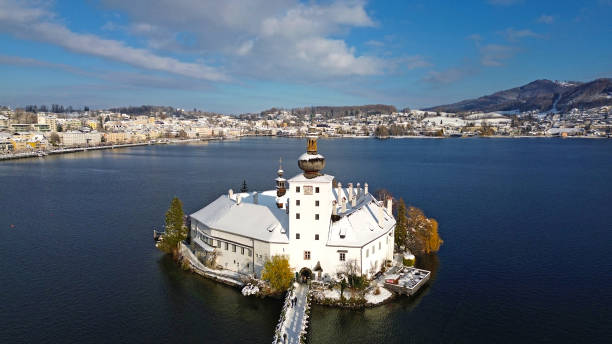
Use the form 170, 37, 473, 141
190, 190, 289, 243
288, 173, 335, 183
327, 192, 395, 247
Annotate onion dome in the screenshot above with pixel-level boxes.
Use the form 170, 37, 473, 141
298, 136, 326, 179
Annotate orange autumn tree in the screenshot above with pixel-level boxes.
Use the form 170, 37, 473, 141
406, 206, 443, 255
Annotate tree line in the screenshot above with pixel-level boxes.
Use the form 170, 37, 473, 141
24, 104, 89, 113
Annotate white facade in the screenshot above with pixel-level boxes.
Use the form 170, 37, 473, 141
189, 138, 395, 280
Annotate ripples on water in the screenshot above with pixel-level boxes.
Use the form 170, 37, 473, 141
1, 138, 611, 343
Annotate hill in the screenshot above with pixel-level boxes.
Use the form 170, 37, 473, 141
425, 78, 612, 113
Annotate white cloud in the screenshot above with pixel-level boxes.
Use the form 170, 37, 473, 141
98, 0, 399, 79
0, 0, 227, 81
502, 28, 542, 41
487, 0, 523, 5
538, 14, 555, 24
480, 44, 516, 66
423, 68, 472, 85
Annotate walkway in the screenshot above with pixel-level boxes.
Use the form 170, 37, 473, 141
274, 283, 310, 344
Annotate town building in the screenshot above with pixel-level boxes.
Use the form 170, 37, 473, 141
189, 137, 396, 280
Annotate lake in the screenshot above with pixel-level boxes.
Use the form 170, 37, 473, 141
1, 137, 611, 343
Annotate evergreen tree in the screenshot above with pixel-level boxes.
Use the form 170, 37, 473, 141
157, 197, 188, 255
394, 198, 408, 251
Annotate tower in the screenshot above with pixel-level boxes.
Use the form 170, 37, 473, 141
276, 158, 287, 207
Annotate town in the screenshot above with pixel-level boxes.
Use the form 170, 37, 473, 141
1, 103, 612, 158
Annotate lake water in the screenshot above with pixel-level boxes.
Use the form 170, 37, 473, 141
1, 137, 611, 343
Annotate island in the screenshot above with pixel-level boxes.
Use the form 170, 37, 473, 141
155, 135, 443, 343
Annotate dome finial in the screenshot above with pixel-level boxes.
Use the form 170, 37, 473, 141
298, 136, 325, 178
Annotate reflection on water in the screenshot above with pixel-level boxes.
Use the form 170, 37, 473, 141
1, 138, 611, 344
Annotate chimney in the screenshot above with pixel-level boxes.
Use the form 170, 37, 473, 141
351, 192, 357, 207
253, 192, 259, 204
228, 189, 234, 199
341, 197, 347, 213
332, 200, 337, 216
336, 182, 342, 202
236, 195, 242, 205
348, 183, 353, 202
364, 183, 369, 196
378, 202, 384, 227
356, 182, 361, 199
386, 197, 392, 215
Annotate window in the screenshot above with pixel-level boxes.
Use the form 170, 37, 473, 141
372, 245, 375, 254
304, 186, 313, 195
379, 242, 381, 250
339, 252, 346, 261
296, 199, 300, 206
304, 251, 311, 260
315, 234, 319, 240
296, 233, 300, 239
247, 249, 252, 257
315, 214, 319, 220
366, 248, 369, 257
296, 186, 300, 193
296, 213, 300, 219
217, 241, 222, 248
315, 187, 320, 193
315, 200, 319, 206
232, 244, 236, 252
241, 247, 245, 255
224, 242, 228, 250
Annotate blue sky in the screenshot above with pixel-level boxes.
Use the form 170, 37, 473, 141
0, 0, 611, 113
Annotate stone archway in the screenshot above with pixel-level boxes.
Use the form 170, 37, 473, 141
299, 267, 312, 283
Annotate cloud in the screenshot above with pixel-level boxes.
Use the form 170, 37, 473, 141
502, 28, 542, 41
99, 0, 390, 79
467, 33, 483, 43
487, 0, 523, 5
0, 0, 228, 81
364, 40, 385, 47
538, 14, 555, 24
423, 67, 473, 85
480, 44, 516, 66
0, 54, 214, 91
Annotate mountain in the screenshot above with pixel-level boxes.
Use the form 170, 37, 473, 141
425, 78, 612, 113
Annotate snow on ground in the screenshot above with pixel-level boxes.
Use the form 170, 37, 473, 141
365, 287, 393, 305
241, 284, 260, 296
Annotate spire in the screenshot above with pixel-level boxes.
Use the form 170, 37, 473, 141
277, 157, 284, 177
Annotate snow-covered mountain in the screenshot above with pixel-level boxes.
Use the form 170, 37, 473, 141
425, 78, 612, 113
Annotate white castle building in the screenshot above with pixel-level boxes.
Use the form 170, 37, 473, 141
189, 137, 395, 280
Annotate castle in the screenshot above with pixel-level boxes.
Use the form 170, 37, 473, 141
189, 137, 396, 280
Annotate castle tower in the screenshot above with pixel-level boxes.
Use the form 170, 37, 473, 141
276, 158, 287, 197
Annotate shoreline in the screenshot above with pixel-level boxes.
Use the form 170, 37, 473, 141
0, 137, 222, 162
3, 134, 608, 161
